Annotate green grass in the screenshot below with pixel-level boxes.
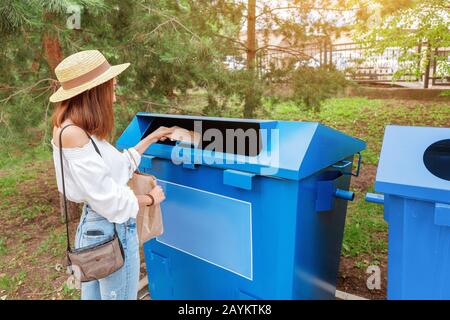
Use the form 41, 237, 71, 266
0, 171, 50, 222
0, 271, 27, 296
342, 190, 388, 260
60, 283, 80, 300
0, 176, 19, 197
0, 140, 53, 224
0, 237, 7, 256
36, 229, 66, 258
0, 141, 51, 170
0, 162, 41, 198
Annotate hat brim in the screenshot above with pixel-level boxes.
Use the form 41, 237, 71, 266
49, 63, 130, 103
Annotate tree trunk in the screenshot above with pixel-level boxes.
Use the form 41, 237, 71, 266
246, 0, 256, 72
43, 34, 63, 73
423, 45, 432, 89
329, 40, 333, 66
59, 194, 82, 223
244, 0, 257, 119
417, 42, 422, 82
432, 48, 438, 86
42, 12, 63, 75
319, 44, 323, 66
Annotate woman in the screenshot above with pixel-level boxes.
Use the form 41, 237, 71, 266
49, 50, 175, 300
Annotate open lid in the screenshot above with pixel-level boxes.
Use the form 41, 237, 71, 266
116, 113, 366, 181
375, 125, 450, 204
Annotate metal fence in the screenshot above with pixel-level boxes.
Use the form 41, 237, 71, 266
257, 41, 450, 86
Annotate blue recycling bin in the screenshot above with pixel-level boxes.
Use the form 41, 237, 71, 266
366, 125, 450, 299
117, 113, 365, 300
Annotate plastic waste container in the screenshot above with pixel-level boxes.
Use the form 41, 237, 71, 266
366, 125, 450, 299
117, 113, 366, 300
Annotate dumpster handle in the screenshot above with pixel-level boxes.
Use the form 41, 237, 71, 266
332, 160, 352, 169
351, 152, 362, 177
335, 189, 355, 201
365, 192, 384, 205
332, 152, 362, 177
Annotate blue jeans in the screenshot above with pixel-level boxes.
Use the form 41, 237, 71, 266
75, 204, 140, 300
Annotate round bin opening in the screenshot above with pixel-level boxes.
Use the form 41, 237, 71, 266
423, 139, 450, 181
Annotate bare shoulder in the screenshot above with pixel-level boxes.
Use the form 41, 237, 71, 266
53, 124, 90, 148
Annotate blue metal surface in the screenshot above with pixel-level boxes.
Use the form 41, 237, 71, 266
140, 155, 154, 169
116, 113, 366, 181
156, 180, 253, 280
384, 196, 450, 299
223, 169, 255, 190
369, 125, 450, 299
434, 203, 450, 227
293, 165, 353, 299
117, 113, 366, 300
375, 125, 450, 203
315, 171, 354, 212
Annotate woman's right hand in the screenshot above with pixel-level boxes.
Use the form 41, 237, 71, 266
149, 185, 166, 205
149, 126, 176, 142
133, 126, 177, 155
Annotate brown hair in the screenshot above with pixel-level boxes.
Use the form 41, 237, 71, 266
51, 79, 115, 140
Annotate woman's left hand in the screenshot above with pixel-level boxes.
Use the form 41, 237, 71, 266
148, 185, 166, 205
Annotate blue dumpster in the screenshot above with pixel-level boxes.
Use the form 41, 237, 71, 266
117, 113, 365, 299
366, 125, 450, 299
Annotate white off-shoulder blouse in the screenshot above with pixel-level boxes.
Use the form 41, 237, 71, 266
51, 135, 141, 224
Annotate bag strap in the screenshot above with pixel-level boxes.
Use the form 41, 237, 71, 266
125, 148, 140, 174
58, 124, 117, 253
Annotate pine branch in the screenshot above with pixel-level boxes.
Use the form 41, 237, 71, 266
255, 4, 368, 19
256, 44, 319, 63
0, 78, 56, 104
0, 0, 34, 33
213, 33, 248, 50
139, 3, 202, 42
140, 99, 205, 116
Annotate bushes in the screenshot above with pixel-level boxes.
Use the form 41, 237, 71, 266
289, 66, 350, 112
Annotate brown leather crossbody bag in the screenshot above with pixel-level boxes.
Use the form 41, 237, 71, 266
59, 124, 125, 282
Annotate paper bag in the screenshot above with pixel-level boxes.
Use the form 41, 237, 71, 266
128, 172, 163, 245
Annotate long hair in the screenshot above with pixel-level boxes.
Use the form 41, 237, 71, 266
51, 79, 115, 140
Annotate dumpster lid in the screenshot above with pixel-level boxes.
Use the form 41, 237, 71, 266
375, 125, 450, 204
275, 120, 365, 180
116, 113, 366, 181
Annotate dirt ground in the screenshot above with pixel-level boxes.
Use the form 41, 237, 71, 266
0, 161, 74, 299
351, 164, 377, 192
0, 160, 386, 300
337, 255, 387, 300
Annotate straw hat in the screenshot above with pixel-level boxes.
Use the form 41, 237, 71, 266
49, 50, 130, 103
